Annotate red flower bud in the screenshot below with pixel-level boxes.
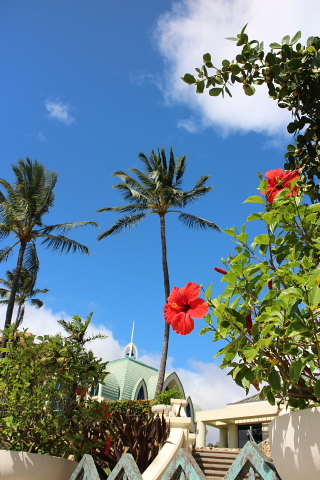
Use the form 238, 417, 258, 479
246, 314, 252, 335
268, 280, 273, 289
214, 267, 228, 275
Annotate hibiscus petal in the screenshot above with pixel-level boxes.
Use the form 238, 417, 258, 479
170, 312, 195, 335
179, 282, 201, 303
282, 170, 300, 182
265, 169, 284, 180
164, 304, 178, 324
188, 298, 209, 318
167, 286, 181, 303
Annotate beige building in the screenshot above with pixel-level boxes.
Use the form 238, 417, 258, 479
196, 394, 281, 448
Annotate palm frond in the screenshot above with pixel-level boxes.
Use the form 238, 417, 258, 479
174, 155, 187, 186
128, 168, 155, 189
178, 212, 221, 231
40, 235, 91, 255
97, 204, 148, 214
182, 185, 213, 205
24, 242, 39, 279
113, 184, 150, 204
41, 221, 98, 236
137, 152, 154, 173
29, 298, 44, 309
0, 243, 19, 263
97, 212, 147, 240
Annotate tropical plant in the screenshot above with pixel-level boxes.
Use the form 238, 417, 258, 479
154, 386, 184, 405
0, 267, 48, 329
0, 314, 108, 459
182, 27, 320, 200
201, 170, 320, 409
97, 148, 220, 393
92, 407, 169, 473
0, 158, 98, 349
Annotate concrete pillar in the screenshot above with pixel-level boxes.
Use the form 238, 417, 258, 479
196, 421, 206, 448
219, 428, 228, 448
228, 423, 238, 448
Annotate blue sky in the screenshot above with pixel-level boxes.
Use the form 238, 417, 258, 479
1, 0, 319, 420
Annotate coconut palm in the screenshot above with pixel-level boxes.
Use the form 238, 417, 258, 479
97, 148, 220, 393
0, 267, 48, 329
0, 158, 98, 349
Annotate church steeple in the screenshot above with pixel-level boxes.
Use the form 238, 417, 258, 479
122, 322, 139, 359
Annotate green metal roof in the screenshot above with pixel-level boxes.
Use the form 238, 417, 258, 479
101, 357, 179, 401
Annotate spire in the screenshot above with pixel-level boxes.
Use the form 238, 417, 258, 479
122, 321, 139, 359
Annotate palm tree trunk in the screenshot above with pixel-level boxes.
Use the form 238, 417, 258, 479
1, 241, 27, 355
156, 214, 171, 394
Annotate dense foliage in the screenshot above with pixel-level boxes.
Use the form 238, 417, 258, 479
0, 317, 108, 459
182, 27, 320, 199
202, 178, 320, 409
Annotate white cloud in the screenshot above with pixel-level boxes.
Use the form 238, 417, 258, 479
177, 118, 199, 133
0, 305, 123, 362
45, 99, 75, 125
155, 0, 320, 136
37, 131, 46, 142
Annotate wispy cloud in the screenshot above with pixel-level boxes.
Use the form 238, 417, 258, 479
154, 0, 320, 137
177, 118, 198, 133
45, 99, 75, 125
37, 131, 46, 142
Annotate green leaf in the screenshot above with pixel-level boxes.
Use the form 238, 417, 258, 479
209, 87, 223, 96
268, 370, 282, 392
265, 52, 276, 65
289, 359, 304, 383
287, 318, 308, 337
243, 195, 264, 204
226, 37, 238, 41
231, 64, 241, 75
242, 345, 259, 363
269, 42, 282, 49
199, 327, 212, 336
196, 81, 205, 93
291, 31, 301, 45
288, 58, 302, 69
222, 59, 230, 67
203, 53, 211, 63
281, 35, 290, 45
247, 213, 263, 222
254, 234, 271, 245
223, 227, 237, 237
182, 74, 196, 85
279, 287, 303, 299
287, 122, 298, 134
243, 84, 256, 96
222, 271, 238, 284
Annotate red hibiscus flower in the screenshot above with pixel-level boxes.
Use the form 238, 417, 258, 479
264, 168, 300, 203
75, 387, 87, 398
164, 282, 209, 335
214, 267, 228, 275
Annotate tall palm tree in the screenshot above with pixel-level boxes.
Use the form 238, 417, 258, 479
0, 158, 98, 350
0, 267, 48, 329
97, 148, 220, 393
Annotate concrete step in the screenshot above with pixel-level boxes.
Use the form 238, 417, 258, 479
192, 448, 241, 480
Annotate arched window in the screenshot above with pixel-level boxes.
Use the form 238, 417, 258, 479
137, 385, 145, 400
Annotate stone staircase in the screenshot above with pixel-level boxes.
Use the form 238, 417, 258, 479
192, 448, 241, 480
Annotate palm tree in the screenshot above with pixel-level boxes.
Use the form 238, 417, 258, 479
0, 158, 98, 350
58, 312, 106, 346
97, 148, 220, 393
0, 267, 48, 330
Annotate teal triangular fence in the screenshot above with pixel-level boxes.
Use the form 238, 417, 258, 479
68, 443, 281, 480
223, 441, 281, 480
